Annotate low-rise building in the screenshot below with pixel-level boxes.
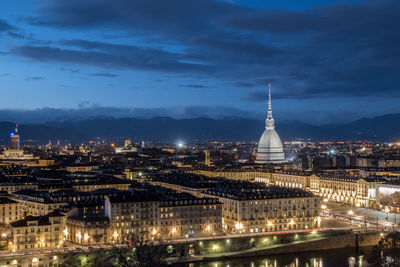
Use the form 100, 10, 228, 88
202, 181, 320, 234
0, 194, 21, 224
10, 210, 65, 251
104, 187, 223, 243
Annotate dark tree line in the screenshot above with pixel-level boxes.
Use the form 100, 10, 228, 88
367, 232, 400, 267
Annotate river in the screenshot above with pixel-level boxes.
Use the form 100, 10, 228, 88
173, 247, 373, 267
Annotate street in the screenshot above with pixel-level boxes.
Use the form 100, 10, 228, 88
324, 201, 400, 228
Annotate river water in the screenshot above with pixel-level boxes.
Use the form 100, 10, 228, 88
173, 247, 373, 267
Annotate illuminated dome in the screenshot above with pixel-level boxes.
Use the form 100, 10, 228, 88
256, 83, 285, 164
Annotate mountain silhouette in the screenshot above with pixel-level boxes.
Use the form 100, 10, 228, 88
0, 113, 399, 144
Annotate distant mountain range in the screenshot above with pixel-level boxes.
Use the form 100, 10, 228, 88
0, 113, 399, 144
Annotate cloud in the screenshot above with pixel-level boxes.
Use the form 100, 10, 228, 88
179, 84, 207, 88
14, 0, 400, 101
0, 20, 14, 32
33, 0, 243, 40
0, 19, 30, 40
90, 73, 118, 78
12, 40, 211, 73
25, 76, 46, 81
232, 81, 256, 88
243, 90, 266, 102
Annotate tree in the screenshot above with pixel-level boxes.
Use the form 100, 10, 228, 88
61, 237, 168, 267
367, 232, 400, 267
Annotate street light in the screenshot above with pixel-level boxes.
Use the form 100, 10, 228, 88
385, 207, 390, 213
348, 210, 354, 215
212, 244, 219, 253
235, 222, 243, 233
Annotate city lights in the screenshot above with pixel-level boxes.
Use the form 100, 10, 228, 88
348, 210, 354, 215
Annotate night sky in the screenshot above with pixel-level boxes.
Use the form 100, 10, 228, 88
0, 0, 399, 124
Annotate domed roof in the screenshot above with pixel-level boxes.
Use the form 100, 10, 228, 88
258, 128, 283, 150
256, 128, 285, 163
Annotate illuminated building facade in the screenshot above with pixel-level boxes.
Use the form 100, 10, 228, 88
193, 167, 385, 208
10, 211, 65, 251
104, 189, 222, 243
202, 183, 320, 234
0, 195, 21, 224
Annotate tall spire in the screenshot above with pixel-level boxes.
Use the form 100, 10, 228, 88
265, 82, 275, 129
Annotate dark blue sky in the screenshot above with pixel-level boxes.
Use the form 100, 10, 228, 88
0, 0, 399, 124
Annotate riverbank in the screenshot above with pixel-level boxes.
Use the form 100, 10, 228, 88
167, 231, 382, 265
173, 246, 374, 267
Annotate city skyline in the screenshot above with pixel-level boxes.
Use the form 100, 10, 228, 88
1, 0, 400, 124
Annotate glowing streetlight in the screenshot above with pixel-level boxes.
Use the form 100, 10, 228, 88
212, 244, 219, 252
171, 227, 177, 233
348, 210, 354, 215
235, 222, 243, 230
323, 198, 328, 203
76, 232, 82, 240
84, 233, 89, 241
152, 228, 157, 235
113, 231, 118, 238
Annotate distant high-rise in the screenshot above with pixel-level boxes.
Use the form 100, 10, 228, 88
256, 83, 285, 164
10, 124, 20, 150
204, 150, 211, 166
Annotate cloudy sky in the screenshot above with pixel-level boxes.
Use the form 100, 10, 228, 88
0, 0, 399, 124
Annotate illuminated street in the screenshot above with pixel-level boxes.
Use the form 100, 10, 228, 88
323, 202, 400, 228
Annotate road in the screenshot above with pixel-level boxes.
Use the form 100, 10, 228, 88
323, 201, 400, 228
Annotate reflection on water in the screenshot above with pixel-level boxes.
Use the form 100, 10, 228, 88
174, 247, 372, 267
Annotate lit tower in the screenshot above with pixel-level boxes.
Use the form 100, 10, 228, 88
10, 124, 20, 150
204, 150, 211, 166
256, 83, 285, 163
